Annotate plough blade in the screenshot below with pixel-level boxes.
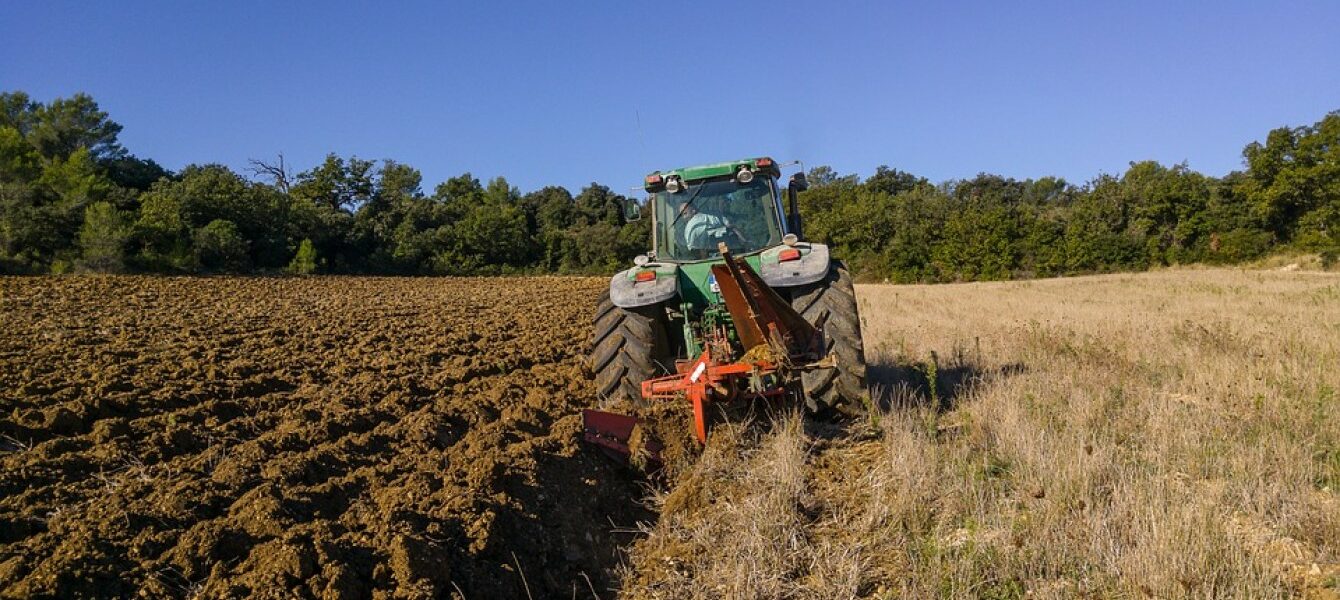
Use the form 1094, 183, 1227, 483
580, 409, 663, 466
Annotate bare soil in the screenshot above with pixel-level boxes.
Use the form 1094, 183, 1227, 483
0, 275, 651, 599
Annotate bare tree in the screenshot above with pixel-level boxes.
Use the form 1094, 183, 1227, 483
247, 153, 292, 194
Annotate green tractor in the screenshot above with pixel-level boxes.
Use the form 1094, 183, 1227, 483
584, 157, 867, 452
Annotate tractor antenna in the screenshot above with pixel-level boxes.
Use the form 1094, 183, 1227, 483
628, 107, 651, 192
634, 107, 648, 156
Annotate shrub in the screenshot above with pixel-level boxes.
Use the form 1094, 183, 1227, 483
1211, 228, 1275, 263
287, 238, 318, 274
193, 219, 248, 272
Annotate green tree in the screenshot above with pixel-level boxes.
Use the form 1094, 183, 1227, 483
27, 93, 125, 162
194, 219, 248, 272
103, 154, 170, 192
287, 193, 354, 271
132, 180, 193, 270
574, 183, 625, 227
521, 186, 576, 270
0, 126, 41, 182
0, 126, 47, 271
433, 176, 532, 273
351, 160, 433, 271
1116, 161, 1215, 264
806, 165, 859, 188
39, 147, 115, 210
0, 93, 129, 272
292, 154, 377, 212
864, 166, 926, 197
287, 238, 318, 274
1240, 112, 1340, 245
0, 148, 115, 270
1064, 176, 1144, 272
933, 205, 1020, 281
132, 164, 287, 270
77, 201, 128, 272
0, 92, 37, 135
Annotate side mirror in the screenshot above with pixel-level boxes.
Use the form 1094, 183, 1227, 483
786, 173, 807, 239
623, 197, 642, 222
788, 172, 810, 192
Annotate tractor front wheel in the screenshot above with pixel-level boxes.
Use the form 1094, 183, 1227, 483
589, 291, 673, 403
790, 263, 868, 415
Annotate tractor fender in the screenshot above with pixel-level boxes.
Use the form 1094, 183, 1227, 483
759, 242, 831, 288
609, 264, 679, 308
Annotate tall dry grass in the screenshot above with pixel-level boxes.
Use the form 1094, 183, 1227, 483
621, 269, 1340, 599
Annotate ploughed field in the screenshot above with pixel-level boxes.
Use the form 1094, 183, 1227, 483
0, 276, 649, 599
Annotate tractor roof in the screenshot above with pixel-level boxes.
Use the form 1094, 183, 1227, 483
644, 157, 781, 191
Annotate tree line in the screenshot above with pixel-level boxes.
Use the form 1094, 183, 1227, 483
799, 112, 1338, 282
1, 90, 1336, 280
0, 91, 647, 276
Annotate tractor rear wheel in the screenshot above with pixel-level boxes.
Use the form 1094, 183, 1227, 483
589, 291, 673, 403
790, 262, 868, 415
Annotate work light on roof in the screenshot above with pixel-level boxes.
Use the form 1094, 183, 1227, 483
735, 166, 754, 184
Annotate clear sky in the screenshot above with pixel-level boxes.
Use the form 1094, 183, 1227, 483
3, 1, 1337, 194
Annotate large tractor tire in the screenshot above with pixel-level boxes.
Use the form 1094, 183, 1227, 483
589, 291, 673, 403
790, 263, 868, 415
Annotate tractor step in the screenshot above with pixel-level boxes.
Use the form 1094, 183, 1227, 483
580, 409, 663, 466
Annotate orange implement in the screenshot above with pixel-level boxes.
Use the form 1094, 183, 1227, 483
641, 350, 784, 443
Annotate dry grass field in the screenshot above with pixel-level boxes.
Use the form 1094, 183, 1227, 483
622, 269, 1340, 599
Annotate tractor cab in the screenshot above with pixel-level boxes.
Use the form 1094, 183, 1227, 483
643, 157, 806, 263
651, 170, 784, 261
612, 156, 827, 312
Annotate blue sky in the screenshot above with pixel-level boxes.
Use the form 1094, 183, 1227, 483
3, 1, 1337, 194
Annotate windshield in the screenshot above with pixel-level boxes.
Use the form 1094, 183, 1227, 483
654, 177, 783, 261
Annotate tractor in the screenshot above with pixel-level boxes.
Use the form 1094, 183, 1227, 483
583, 157, 867, 460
